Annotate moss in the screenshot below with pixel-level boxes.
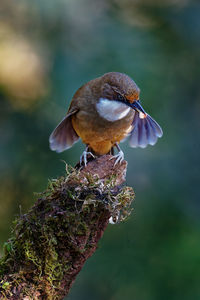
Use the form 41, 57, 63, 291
0, 164, 134, 299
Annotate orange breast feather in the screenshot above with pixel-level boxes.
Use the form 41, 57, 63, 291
71, 112, 133, 155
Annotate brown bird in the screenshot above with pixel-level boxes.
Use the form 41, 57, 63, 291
49, 72, 163, 165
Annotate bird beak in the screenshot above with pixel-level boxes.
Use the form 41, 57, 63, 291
129, 100, 147, 118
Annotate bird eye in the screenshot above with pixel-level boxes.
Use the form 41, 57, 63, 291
117, 94, 125, 101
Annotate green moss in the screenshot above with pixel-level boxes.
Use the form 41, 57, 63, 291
3, 241, 13, 255
1, 281, 10, 290
24, 240, 42, 271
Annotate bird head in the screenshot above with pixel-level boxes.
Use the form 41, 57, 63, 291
100, 72, 147, 119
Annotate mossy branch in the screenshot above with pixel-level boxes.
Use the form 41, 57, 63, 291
0, 155, 134, 300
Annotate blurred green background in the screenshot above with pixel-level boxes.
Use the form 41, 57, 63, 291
0, 0, 200, 299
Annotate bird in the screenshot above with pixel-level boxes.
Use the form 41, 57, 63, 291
49, 72, 163, 165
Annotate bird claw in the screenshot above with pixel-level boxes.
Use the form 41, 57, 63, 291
80, 148, 95, 166
110, 149, 124, 166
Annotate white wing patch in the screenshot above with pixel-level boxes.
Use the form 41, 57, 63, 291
96, 98, 130, 122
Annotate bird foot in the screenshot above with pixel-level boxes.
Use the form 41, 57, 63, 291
80, 148, 95, 166
109, 149, 124, 166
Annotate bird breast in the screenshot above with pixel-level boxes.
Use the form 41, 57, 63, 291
96, 98, 131, 122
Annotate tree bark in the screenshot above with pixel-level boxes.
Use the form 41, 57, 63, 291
0, 155, 134, 300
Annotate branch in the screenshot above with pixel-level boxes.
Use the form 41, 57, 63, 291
0, 155, 134, 299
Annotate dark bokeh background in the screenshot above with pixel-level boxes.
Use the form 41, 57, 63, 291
1, 1, 200, 299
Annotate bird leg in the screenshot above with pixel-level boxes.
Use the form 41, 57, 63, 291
108, 147, 115, 156
80, 146, 95, 166
109, 143, 124, 166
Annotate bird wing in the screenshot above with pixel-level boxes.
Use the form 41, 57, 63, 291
129, 112, 163, 148
49, 108, 79, 153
